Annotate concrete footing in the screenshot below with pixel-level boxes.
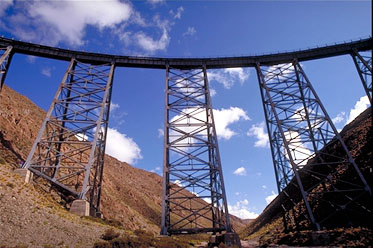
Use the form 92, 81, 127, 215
95, 212, 104, 219
70, 200, 90, 216
209, 232, 241, 248
13, 168, 33, 183
311, 231, 330, 245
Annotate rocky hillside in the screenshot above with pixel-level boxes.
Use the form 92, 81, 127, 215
0, 85, 246, 245
240, 106, 373, 246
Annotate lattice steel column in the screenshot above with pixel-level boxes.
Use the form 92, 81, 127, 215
351, 49, 372, 104
0, 46, 13, 92
161, 66, 231, 235
256, 60, 371, 231
23, 58, 115, 216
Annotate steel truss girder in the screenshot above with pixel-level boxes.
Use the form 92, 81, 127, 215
256, 60, 372, 231
161, 66, 231, 235
23, 58, 115, 216
0, 46, 13, 92
351, 49, 372, 104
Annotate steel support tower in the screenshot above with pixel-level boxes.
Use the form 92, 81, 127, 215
161, 66, 231, 235
0, 46, 13, 92
256, 60, 371, 231
23, 58, 115, 216
351, 49, 372, 104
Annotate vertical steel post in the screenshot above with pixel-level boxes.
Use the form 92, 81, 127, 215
256, 61, 371, 231
351, 49, 372, 104
161, 66, 231, 235
23, 59, 115, 216
161, 64, 171, 235
0, 46, 13, 93
203, 65, 232, 232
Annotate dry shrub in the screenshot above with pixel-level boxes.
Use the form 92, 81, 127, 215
154, 236, 190, 248
93, 240, 111, 248
101, 229, 120, 241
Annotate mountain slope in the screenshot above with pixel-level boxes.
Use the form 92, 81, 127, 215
240, 106, 373, 246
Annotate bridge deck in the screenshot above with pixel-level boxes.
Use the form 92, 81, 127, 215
0, 37, 371, 69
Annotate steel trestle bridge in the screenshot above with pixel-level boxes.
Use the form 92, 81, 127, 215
0, 37, 372, 234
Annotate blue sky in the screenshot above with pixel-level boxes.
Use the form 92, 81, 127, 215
0, 0, 371, 219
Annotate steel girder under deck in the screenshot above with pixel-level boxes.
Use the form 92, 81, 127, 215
23, 58, 114, 216
0, 46, 13, 92
161, 66, 231, 235
256, 60, 372, 231
351, 49, 372, 104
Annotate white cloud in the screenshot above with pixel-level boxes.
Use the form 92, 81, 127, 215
228, 200, 259, 219
147, 0, 165, 5
158, 128, 164, 137
111, 111, 127, 127
0, 0, 13, 17
247, 122, 269, 148
264, 63, 294, 83
132, 16, 171, 53
262, 185, 267, 189
26, 56, 37, 64
225, 68, 249, 83
150, 166, 161, 173
233, 167, 246, 176
332, 112, 346, 124
41, 67, 51, 77
173, 179, 183, 187
105, 127, 142, 164
191, 191, 199, 197
169, 106, 249, 143
134, 29, 169, 53
235, 192, 240, 196
130, 11, 147, 27
278, 106, 313, 167
208, 68, 250, 89
110, 102, 120, 112
170, 6, 184, 19
5, 1, 175, 54
18, 0, 133, 46
117, 31, 133, 46
183, 26, 196, 36
284, 130, 312, 167
210, 88, 217, 97
346, 96, 370, 124
265, 191, 278, 204
75, 133, 88, 141
214, 107, 250, 140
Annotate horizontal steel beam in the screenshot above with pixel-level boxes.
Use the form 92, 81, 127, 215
0, 37, 371, 69
168, 227, 225, 235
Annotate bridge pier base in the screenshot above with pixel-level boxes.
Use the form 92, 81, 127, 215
13, 168, 33, 183
70, 200, 90, 216
208, 232, 241, 248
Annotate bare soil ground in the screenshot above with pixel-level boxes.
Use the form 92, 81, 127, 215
0, 162, 122, 247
